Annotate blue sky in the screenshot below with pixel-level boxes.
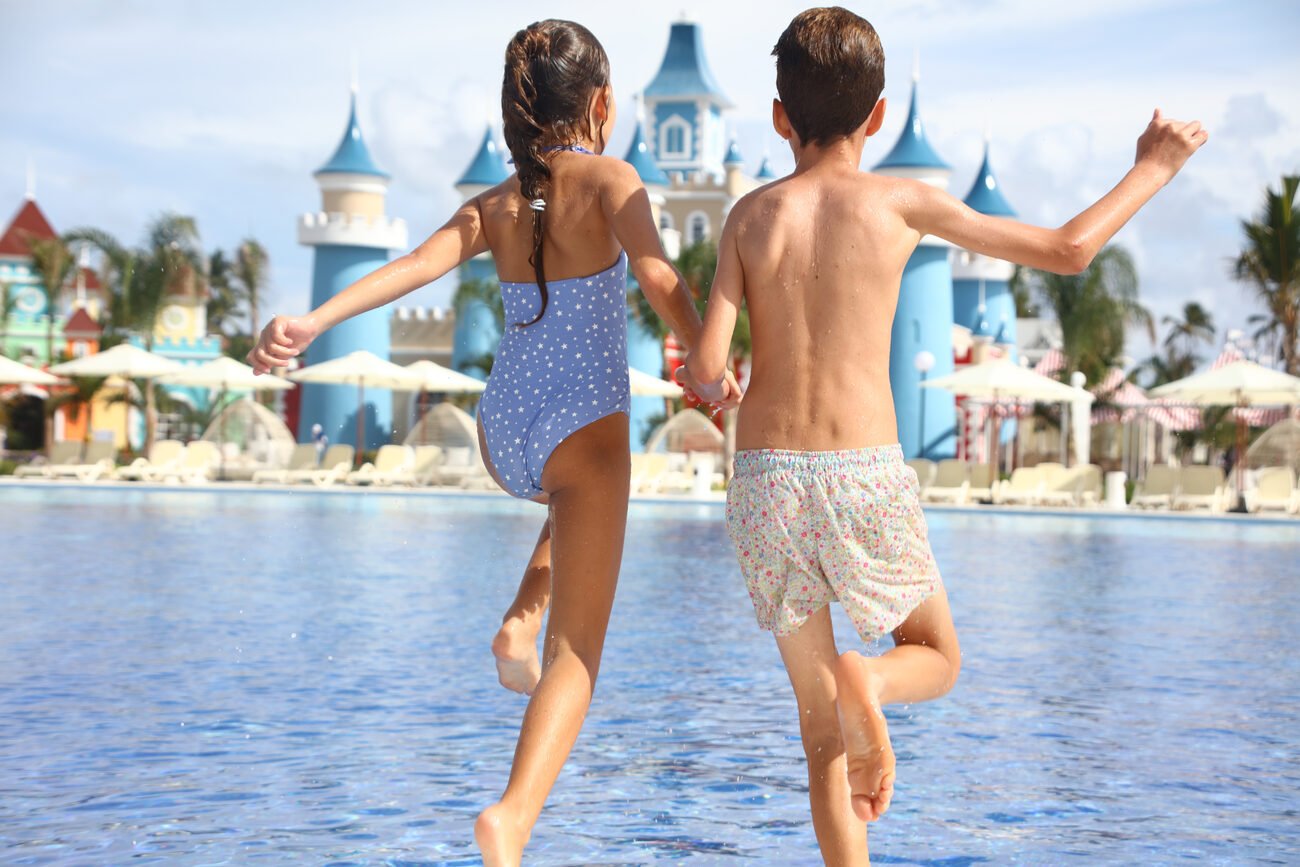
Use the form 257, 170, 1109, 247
2, 0, 1297, 368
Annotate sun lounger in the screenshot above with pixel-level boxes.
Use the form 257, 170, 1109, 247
288, 444, 354, 487
388, 445, 444, 486
1131, 464, 1180, 509
1035, 464, 1092, 507
922, 459, 970, 504
1077, 464, 1103, 507
631, 452, 671, 493
156, 441, 220, 484
429, 446, 474, 487
115, 439, 185, 482
905, 458, 936, 489
15, 441, 84, 478
252, 443, 318, 484
967, 463, 995, 503
346, 444, 414, 486
1173, 465, 1228, 513
994, 465, 1044, 505
46, 441, 117, 482
1246, 466, 1298, 514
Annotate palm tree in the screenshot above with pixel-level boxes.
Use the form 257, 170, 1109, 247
0, 281, 16, 358
233, 238, 269, 338
452, 277, 504, 332
1234, 175, 1299, 374
1012, 244, 1153, 387
1162, 301, 1215, 358
25, 235, 75, 364
206, 248, 243, 341
66, 214, 204, 452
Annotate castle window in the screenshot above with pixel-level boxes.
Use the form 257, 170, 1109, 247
687, 211, 710, 245
659, 116, 691, 160
659, 211, 675, 232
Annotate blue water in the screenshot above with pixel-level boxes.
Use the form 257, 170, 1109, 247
1, 486, 1297, 865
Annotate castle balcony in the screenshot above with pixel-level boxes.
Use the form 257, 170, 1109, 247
298, 211, 408, 250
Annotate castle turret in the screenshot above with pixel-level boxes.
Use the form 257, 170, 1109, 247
755, 155, 777, 181
450, 125, 509, 379
643, 19, 733, 180
954, 136, 1017, 349
954, 134, 1018, 437
722, 138, 749, 198
873, 68, 956, 459
623, 110, 672, 254
298, 87, 408, 448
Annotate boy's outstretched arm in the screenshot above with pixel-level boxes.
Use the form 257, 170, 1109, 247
908, 110, 1208, 275
604, 161, 741, 407
248, 200, 488, 373
682, 215, 743, 403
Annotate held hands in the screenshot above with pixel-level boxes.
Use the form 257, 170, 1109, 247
674, 364, 743, 414
1135, 109, 1208, 183
247, 315, 320, 375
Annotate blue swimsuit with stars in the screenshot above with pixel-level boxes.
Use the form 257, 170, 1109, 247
480, 250, 631, 499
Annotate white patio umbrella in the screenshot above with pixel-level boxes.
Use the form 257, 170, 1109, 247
0, 355, 63, 386
404, 360, 485, 447
289, 351, 425, 463
49, 343, 182, 379
404, 359, 486, 394
924, 360, 1093, 468
51, 344, 183, 452
628, 365, 684, 398
1151, 359, 1300, 509
159, 356, 295, 480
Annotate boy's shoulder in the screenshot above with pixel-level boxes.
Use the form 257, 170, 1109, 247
728, 170, 918, 224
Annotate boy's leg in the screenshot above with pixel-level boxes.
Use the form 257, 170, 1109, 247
776, 606, 871, 866
836, 587, 961, 821
493, 522, 552, 694
475, 414, 630, 867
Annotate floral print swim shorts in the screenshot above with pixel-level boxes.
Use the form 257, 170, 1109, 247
726, 445, 942, 643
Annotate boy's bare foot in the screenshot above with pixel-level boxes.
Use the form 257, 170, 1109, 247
492, 618, 541, 695
475, 802, 528, 867
835, 650, 896, 822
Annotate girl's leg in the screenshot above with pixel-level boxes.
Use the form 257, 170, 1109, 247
475, 413, 630, 867
835, 588, 961, 822
775, 607, 871, 866
492, 522, 551, 694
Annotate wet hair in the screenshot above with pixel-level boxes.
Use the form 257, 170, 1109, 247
501, 19, 611, 326
772, 7, 885, 146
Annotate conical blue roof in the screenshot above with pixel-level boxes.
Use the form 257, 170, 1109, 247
963, 144, 1016, 217
874, 83, 949, 171
645, 22, 732, 107
994, 317, 1012, 345
457, 126, 509, 187
972, 305, 994, 338
723, 139, 743, 165
317, 93, 388, 178
755, 156, 776, 180
624, 120, 669, 186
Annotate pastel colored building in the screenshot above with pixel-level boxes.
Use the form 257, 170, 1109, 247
297, 88, 408, 447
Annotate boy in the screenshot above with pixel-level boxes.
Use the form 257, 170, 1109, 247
679, 7, 1206, 863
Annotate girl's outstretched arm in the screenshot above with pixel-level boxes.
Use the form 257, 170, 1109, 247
602, 160, 741, 407
906, 110, 1208, 275
248, 200, 489, 373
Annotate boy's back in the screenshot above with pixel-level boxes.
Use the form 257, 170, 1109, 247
682, 7, 1204, 864
727, 168, 919, 451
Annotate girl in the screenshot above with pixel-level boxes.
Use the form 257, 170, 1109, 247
249, 19, 738, 866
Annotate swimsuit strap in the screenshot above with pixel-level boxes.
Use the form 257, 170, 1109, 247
543, 144, 595, 155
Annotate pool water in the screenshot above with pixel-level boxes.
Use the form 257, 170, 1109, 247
1, 486, 1297, 865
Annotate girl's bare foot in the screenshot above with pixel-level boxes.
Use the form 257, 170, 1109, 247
492, 618, 541, 695
834, 650, 896, 822
475, 802, 528, 867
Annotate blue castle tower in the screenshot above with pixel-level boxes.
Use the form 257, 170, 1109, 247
874, 71, 957, 459
643, 19, 733, 181
953, 133, 1019, 444
451, 126, 509, 379
298, 87, 408, 447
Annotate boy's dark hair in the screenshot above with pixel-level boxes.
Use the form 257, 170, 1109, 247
772, 7, 885, 146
